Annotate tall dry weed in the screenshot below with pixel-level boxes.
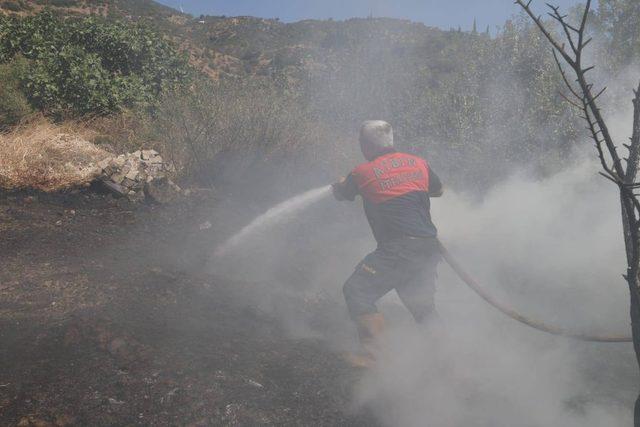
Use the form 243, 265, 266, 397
0, 119, 110, 191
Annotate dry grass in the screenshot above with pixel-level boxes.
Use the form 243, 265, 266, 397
0, 119, 111, 192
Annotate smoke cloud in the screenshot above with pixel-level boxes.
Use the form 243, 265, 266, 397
351, 157, 637, 426
210, 154, 638, 426
204, 13, 640, 427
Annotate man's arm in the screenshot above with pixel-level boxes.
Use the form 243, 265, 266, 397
332, 174, 359, 201
428, 168, 444, 198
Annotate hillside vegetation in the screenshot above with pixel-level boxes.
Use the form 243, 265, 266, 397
0, 9, 188, 122
0, 0, 638, 192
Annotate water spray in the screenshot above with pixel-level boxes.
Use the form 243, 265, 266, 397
213, 186, 332, 258
214, 186, 632, 343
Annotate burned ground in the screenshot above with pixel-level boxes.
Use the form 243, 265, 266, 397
0, 190, 376, 426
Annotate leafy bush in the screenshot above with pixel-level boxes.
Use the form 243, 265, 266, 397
0, 57, 33, 129
0, 10, 189, 118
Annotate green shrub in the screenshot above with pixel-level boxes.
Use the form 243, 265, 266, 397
0, 57, 33, 129
0, 11, 190, 118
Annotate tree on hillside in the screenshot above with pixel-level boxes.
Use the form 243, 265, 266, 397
515, 1, 640, 424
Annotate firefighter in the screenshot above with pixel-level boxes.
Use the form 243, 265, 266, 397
332, 120, 443, 368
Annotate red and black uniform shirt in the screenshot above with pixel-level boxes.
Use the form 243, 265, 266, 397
337, 151, 442, 244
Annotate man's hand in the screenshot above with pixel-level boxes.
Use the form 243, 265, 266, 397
427, 169, 444, 198
430, 187, 444, 198
332, 177, 348, 201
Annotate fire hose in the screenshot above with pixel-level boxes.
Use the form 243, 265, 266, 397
438, 241, 633, 343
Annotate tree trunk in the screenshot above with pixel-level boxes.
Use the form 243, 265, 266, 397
630, 276, 640, 426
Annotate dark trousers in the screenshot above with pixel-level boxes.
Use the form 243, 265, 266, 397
343, 236, 440, 323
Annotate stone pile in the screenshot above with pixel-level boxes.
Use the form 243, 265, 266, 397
96, 150, 181, 203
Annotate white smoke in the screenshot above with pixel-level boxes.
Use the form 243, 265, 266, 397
202, 15, 640, 426
344, 57, 640, 424
210, 153, 638, 426
349, 157, 636, 427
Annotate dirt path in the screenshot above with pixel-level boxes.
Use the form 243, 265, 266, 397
0, 191, 375, 426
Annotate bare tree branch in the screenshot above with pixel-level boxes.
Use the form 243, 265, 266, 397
559, 92, 583, 110
514, 0, 576, 66
547, 4, 578, 53
551, 50, 582, 100
626, 82, 640, 185
516, 0, 626, 179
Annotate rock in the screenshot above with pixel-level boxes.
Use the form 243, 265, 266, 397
141, 149, 159, 160
111, 173, 125, 185
147, 165, 164, 177
121, 178, 136, 189
114, 156, 126, 168
101, 180, 127, 197
97, 158, 111, 171
144, 177, 181, 204
96, 149, 178, 203
247, 379, 264, 388
125, 169, 139, 181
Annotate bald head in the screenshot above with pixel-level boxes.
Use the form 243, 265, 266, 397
360, 120, 394, 161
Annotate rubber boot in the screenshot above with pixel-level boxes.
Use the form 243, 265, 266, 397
345, 313, 385, 369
